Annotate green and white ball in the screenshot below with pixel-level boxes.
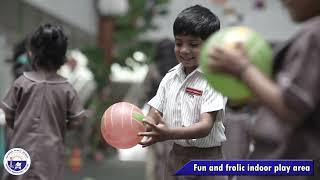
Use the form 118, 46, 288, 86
200, 26, 273, 102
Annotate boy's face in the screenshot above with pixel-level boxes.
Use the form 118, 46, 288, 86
281, 0, 320, 22
174, 35, 203, 71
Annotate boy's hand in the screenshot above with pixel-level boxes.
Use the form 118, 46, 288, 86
208, 43, 251, 78
138, 120, 171, 147
149, 110, 163, 124
143, 110, 162, 131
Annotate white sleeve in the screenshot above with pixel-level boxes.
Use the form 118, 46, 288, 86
201, 84, 227, 113
147, 76, 167, 113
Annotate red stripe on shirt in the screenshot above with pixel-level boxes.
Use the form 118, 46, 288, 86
186, 87, 203, 96
186, 89, 202, 95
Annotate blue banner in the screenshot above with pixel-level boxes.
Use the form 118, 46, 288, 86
175, 160, 314, 176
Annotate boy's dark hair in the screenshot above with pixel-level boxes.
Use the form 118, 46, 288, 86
29, 23, 68, 70
173, 5, 220, 40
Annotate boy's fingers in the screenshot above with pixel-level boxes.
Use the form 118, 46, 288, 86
155, 110, 162, 117
208, 52, 223, 69
145, 124, 152, 132
138, 131, 157, 136
138, 135, 151, 146
208, 51, 220, 60
142, 120, 157, 128
212, 46, 225, 54
154, 110, 161, 117
234, 42, 247, 56
156, 116, 166, 124
139, 142, 151, 147
149, 110, 161, 121
208, 47, 225, 61
138, 139, 154, 146
235, 42, 245, 50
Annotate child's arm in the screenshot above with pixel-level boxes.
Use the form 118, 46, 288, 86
174, 111, 217, 139
66, 87, 87, 129
208, 45, 302, 123
67, 113, 86, 129
0, 105, 14, 129
1, 82, 20, 129
139, 111, 217, 147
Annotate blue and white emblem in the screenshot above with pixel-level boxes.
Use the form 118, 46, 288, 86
3, 148, 31, 175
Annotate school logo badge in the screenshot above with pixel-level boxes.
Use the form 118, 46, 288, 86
3, 148, 31, 175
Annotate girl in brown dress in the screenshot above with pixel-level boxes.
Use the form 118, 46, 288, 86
1, 23, 86, 180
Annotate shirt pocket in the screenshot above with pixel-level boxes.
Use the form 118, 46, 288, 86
181, 93, 202, 127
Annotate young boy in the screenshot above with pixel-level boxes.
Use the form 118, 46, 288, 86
139, 5, 227, 180
207, 0, 320, 179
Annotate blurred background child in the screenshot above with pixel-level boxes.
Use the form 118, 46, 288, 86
1, 23, 86, 180
207, 0, 320, 179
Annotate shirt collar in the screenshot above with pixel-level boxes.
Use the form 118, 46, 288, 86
23, 72, 68, 84
174, 63, 203, 78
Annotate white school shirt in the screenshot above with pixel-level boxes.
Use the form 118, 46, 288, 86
148, 63, 227, 147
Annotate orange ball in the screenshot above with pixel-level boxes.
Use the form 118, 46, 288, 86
101, 102, 145, 149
